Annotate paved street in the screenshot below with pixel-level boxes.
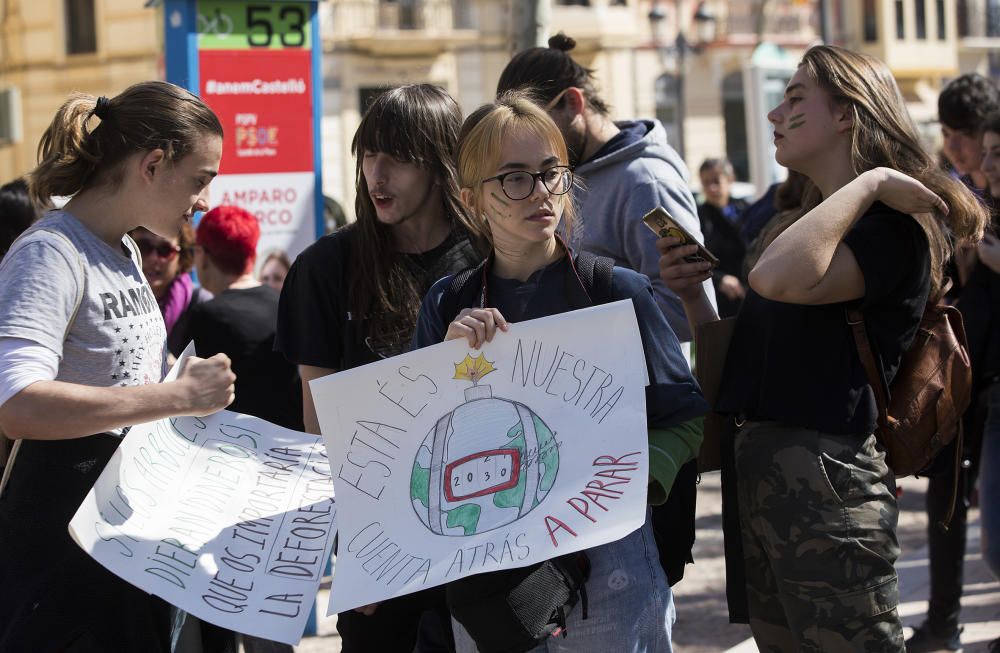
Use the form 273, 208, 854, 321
292, 474, 999, 653
676, 475, 1000, 653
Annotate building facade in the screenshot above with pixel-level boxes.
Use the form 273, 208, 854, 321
1, 0, 998, 209
319, 0, 823, 213
0, 0, 162, 179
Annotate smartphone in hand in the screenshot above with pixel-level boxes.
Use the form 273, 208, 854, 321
642, 207, 720, 268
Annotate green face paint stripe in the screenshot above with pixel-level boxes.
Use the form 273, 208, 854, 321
489, 191, 511, 207
788, 113, 805, 122
488, 206, 507, 220
787, 120, 806, 130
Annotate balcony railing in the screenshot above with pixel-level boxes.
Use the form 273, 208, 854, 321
716, 0, 819, 41
957, 0, 1000, 37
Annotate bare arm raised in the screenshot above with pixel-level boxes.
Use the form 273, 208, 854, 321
748, 168, 947, 305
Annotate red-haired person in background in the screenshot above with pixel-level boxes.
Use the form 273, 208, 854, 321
191, 206, 303, 434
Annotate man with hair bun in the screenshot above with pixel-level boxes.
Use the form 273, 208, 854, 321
190, 205, 302, 433
497, 32, 715, 344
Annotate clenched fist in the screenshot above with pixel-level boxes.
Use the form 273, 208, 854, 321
173, 353, 237, 416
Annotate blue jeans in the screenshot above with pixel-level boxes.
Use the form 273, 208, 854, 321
981, 383, 1000, 581
453, 514, 675, 653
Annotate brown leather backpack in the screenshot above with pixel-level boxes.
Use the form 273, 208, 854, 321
847, 296, 972, 476
847, 287, 972, 526
848, 299, 972, 475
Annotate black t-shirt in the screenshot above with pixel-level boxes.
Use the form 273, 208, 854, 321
699, 198, 750, 319
188, 285, 303, 431
716, 202, 931, 435
959, 256, 1000, 385
957, 198, 1000, 386
275, 225, 482, 371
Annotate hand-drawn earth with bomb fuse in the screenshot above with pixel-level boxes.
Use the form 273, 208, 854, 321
411, 354, 560, 536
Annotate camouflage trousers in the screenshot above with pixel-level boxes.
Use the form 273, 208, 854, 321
733, 422, 904, 652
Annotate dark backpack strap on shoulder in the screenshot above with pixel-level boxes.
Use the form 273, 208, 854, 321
568, 251, 615, 309
439, 261, 486, 323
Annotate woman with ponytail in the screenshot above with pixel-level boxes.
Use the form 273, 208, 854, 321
0, 81, 236, 651
657, 45, 988, 651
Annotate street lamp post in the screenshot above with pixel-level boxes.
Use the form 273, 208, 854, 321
648, 1, 716, 160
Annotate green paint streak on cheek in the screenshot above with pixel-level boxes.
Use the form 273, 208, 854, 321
489, 191, 511, 207
489, 206, 508, 221
787, 120, 806, 130
788, 112, 805, 122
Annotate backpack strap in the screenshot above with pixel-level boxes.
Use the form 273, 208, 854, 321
847, 277, 955, 431
439, 251, 614, 322
845, 307, 891, 432
568, 251, 615, 309
439, 260, 488, 323
845, 300, 961, 531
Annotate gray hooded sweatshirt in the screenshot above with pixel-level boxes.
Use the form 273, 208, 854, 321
570, 119, 717, 343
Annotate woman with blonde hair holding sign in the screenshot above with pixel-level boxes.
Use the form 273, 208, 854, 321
0, 82, 236, 651
412, 92, 707, 652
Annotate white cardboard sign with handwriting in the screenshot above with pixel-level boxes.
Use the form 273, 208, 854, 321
312, 300, 649, 615
70, 345, 336, 645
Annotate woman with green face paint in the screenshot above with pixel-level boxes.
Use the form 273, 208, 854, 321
657, 45, 989, 652
412, 91, 708, 653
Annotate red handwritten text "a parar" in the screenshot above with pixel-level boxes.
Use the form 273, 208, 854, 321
543, 451, 641, 547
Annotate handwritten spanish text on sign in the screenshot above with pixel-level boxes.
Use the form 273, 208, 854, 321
312, 300, 649, 614
70, 370, 335, 644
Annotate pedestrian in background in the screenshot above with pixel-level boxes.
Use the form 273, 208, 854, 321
907, 72, 1000, 653
0, 177, 47, 258
191, 206, 302, 433
697, 158, 749, 318
959, 111, 1000, 653
658, 45, 988, 652
0, 81, 235, 652
258, 249, 291, 291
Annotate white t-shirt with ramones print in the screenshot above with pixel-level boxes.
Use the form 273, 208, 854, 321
0, 210, 168, 436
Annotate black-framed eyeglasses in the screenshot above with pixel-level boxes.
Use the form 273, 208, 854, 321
482, 166, 574, 201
